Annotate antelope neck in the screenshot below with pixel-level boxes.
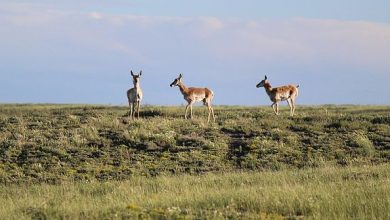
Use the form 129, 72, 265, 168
177, 82, 189, 95
264, 82, 273, 95
133, 81, 141, 90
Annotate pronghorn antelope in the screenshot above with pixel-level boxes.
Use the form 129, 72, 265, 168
170, 73, 215, 123
256, 75, 299, 116
127, 70, 143, 119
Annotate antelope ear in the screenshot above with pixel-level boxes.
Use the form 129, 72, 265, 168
139, 70, 142, 76
179, 73, 183, 79
131, 70, 134, 76
265, 75, 267, 80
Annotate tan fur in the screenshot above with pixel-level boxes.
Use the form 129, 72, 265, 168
257, 76, 299, 116
127, 70, 143, 119
170, 74, 215, 123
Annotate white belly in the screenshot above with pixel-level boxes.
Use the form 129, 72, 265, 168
277, 92, 290, 101
185, 94, 205, 103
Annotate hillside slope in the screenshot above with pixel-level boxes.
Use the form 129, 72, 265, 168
0, 104, 389, 183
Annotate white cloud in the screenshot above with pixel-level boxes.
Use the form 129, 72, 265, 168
199, 17, 224, 30
1, 3, 389, 104
89, 12, 103, 20
287, 18, 390, 68
1, 3, 389, 76
197, 18, 390, 73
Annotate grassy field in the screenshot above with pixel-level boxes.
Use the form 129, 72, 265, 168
0, 104, 389, 218
0, 165, 389, 219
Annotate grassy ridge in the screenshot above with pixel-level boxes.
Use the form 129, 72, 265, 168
0, 104, 389, 219
0, 104, 389, 183
0, 165, 389, 219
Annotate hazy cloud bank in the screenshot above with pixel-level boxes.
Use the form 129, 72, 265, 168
1, 3, 389, 104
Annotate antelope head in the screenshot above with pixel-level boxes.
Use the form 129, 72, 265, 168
256, 75, 268, 88
170, 73, 183, 87
131, 70, 142, 84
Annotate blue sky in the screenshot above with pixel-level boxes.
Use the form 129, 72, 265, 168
1, 1, 390, 105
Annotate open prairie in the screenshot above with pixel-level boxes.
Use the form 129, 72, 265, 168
0, 104, 389, 219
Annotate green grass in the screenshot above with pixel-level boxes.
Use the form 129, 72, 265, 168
0, 104, 389, 183
0, 165, 389, 219
0, 104, 389, 218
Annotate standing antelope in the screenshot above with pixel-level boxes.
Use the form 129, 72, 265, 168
170, 73, 215, 123
256, 75, 299, 116
127, 70, 143, 119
